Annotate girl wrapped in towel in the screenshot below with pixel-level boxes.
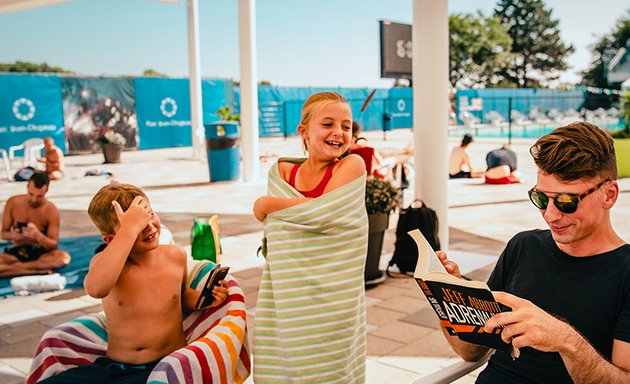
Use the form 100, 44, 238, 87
253, 91, 369, 384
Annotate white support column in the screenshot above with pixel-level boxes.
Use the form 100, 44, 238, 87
187, 0, 203, 159
238, 0, 260, 181
412, 0, 450, 249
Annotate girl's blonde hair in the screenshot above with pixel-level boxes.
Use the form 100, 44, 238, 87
300, 92, 349, 151
300, 92, 348, 125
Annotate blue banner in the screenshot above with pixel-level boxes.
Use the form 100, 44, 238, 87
62, 77, 136, 153
0, 74, 65, 153
386, 88, 413, 129
135, 78, 192, 149
202, 79, 234, 125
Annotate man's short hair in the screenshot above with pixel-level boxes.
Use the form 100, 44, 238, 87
29, 171, 50, 189
88, 182, 147, 235
530, 121, 617, 181
462, 134, 473, 146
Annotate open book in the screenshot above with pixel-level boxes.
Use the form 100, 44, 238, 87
409, 229, 518, 358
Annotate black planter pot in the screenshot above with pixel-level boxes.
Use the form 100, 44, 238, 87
366, 212, 389, 287
101, 143, 123, 164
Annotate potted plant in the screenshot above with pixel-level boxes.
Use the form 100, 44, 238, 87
215, 106, 240, 122
95, 126, 127, 164
364, 176, 400, 286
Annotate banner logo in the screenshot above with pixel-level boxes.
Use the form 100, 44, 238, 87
13, 98, 36, 121
160, 97, 177, 118
397, 99, 406, 112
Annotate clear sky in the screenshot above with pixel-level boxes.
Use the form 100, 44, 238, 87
0, 0, 628, 88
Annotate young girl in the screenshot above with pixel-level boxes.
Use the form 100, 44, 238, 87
253, 92, 368, 383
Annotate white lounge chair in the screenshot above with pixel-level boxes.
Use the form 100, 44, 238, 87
0, 148, 12, 181
8, 138, 44, 168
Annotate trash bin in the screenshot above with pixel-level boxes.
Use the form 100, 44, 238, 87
383, 112, 393, 131
204, 121, 240, 182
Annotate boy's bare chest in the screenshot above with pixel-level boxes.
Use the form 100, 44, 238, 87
111, 265, 182, 309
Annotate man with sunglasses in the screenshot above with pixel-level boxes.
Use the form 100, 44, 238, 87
439, 122, 630, 383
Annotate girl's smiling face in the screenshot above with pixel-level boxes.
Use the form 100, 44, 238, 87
299, 101, 352, 161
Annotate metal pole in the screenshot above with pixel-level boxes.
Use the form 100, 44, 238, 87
238, 0, 260, 181
412, 0, 449, 250
508, 96, 513, 145
187, 0, 203, 160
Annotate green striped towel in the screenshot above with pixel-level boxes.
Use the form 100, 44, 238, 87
253, 159, 369, 384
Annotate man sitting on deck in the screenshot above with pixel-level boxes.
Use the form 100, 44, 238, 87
0, 172, 70, 277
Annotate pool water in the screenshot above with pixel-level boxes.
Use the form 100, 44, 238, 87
449, 120, 624, 139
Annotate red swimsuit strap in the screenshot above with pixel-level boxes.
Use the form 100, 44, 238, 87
289, 161, 339, 198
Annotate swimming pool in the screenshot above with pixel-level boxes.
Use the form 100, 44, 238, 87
448, 119, 624, 139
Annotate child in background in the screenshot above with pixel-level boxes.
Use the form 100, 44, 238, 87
253, 92, 368, 383
40, 182, 228, 383
348, 121, 387, 179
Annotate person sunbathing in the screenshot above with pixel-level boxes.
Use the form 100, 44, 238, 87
449, 134, 484, 179
37, 137, 65, 180
484, 145, 522, 184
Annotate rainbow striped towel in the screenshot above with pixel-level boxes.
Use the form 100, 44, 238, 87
253, 159, 369, 383
27, 260, 251, 383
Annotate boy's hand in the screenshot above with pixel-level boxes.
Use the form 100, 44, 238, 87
112, 196, 152, 235
201, 282, 229, 309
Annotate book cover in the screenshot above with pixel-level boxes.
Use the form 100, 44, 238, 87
409, 229, 517, 357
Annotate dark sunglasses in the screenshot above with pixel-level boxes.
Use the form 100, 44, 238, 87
528, 179, 610, 214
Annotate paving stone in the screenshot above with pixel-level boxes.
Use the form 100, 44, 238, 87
367, 334, 405, 357
368, 320, 433, 344
400, 307, 442, 329
365, 284, 411, 300
366, 307, 407, 327
0, 322, 49, 345
0, 336, 42, 359
374, 295, 426, 314
390, 330, 458, 358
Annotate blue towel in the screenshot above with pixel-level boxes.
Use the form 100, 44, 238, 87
0, 234, 103, 297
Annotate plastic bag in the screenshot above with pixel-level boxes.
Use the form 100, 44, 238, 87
190, 215, 222, 262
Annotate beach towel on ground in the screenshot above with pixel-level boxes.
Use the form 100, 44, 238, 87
27, 260, 251, 384
254, 159, 369, 384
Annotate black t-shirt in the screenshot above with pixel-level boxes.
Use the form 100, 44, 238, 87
477, 230, 630, 384
486, 147, 517, 172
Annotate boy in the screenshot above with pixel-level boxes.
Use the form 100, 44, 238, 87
41, 182, 228, 383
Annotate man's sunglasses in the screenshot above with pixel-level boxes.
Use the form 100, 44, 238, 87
528, 179, 610, 214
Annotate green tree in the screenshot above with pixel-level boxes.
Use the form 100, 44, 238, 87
0, 61, 68, 73
449, 12, 514, 88
581, 10, 630, 88
142, 68, 168, 77
494, 0, 574, 88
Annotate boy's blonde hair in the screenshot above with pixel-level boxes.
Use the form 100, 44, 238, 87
88, 182, 147, 235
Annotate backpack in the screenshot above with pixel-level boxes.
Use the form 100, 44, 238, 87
388, 199, 440, 275
13, 166, 35, 182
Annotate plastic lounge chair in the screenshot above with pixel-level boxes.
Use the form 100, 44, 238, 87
27, 260, 251, 384
9, 138, 45, 168
0, 149, 11, 181
411, 354, 491, 384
